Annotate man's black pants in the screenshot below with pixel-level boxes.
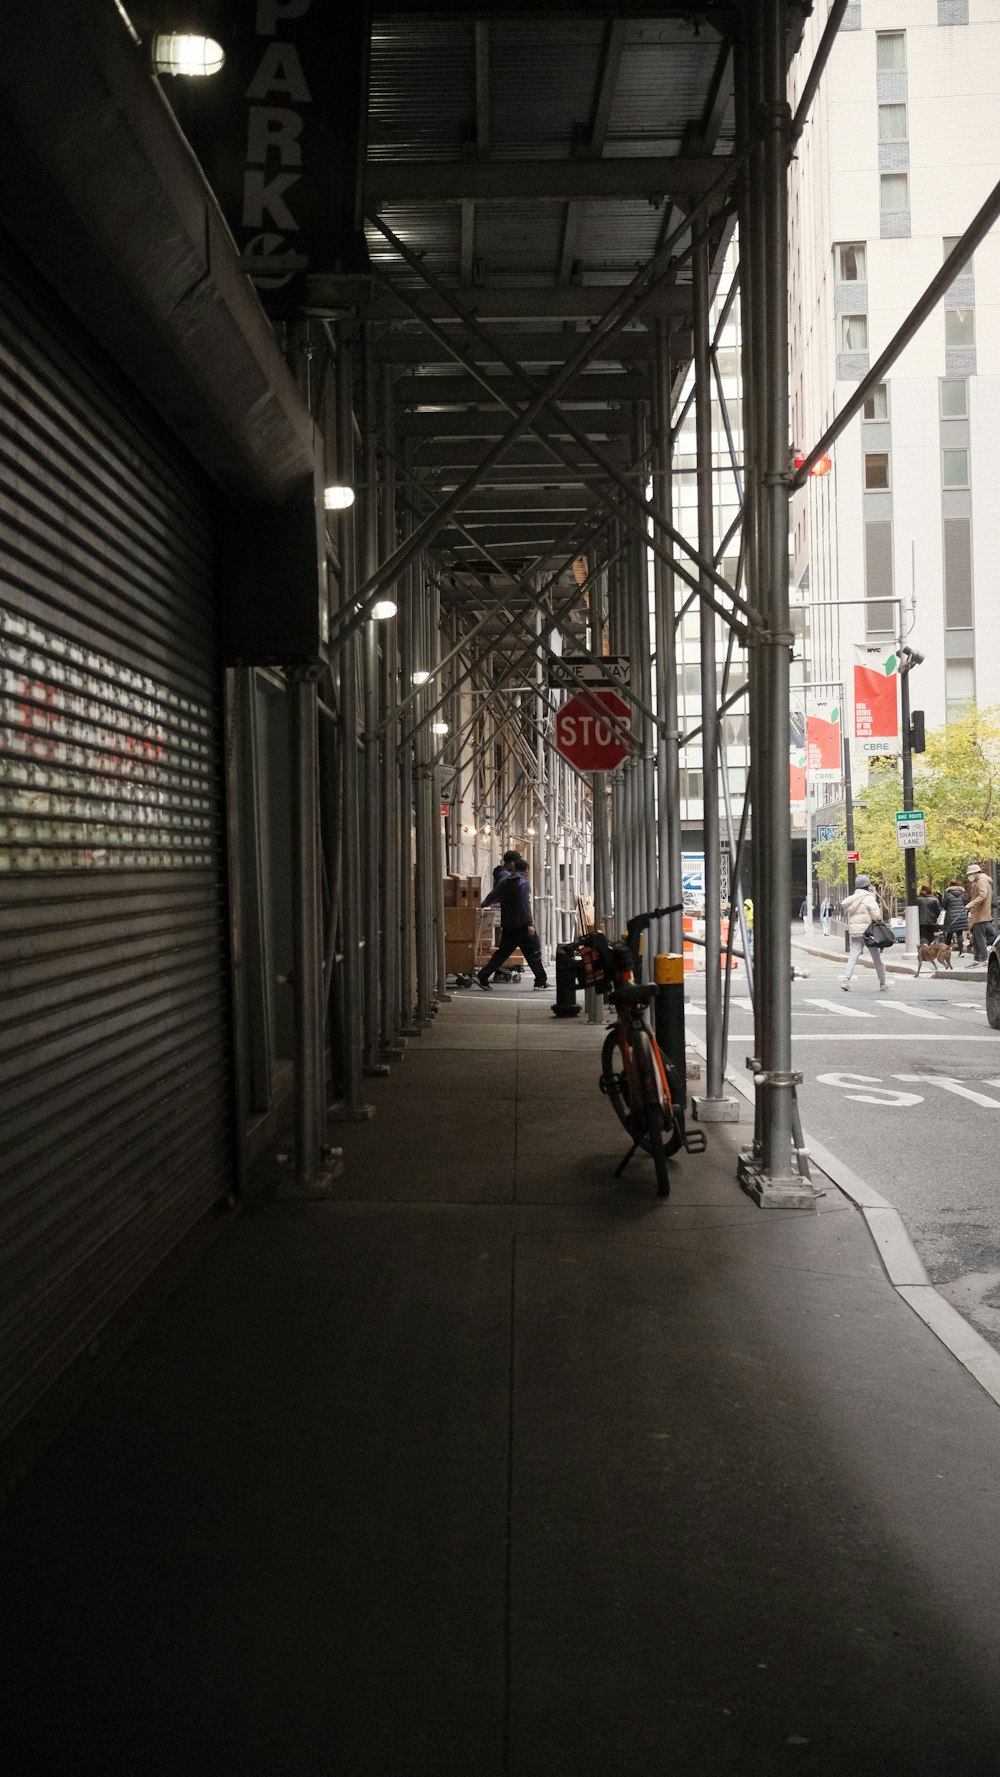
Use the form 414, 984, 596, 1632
972, 921, 997, 962
480, 925, 547, 986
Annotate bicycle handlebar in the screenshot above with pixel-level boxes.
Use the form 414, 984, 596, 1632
624, 903, 684, 937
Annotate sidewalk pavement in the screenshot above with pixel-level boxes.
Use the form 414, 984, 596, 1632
2, 989, 1000, 1775
792, 921, 987, 981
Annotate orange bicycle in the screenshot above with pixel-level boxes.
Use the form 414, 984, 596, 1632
582, 904, 705, 1197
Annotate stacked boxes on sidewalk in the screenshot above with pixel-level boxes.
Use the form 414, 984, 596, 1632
443, 875, 484, 976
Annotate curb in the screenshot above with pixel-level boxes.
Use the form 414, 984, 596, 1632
688, 1031, 1000, 1411
791, 938, 986, 982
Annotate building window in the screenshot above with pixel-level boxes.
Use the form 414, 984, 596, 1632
876, 32, 906, 71
840, 313, 868, 352
942, 448, 969, 489
864, 519, 895, 634
878, 103, 907, 142
880, 173, 909, 213
945, 659, 975, 724
943, 517, 973, 628
863, 383, 889, 420
836, 242, 867, 282
943, 236, 974, 276
945, 308, 976, 348
940, 378, 968, 418
865, 453, 890, 490
938, 0, 969, 22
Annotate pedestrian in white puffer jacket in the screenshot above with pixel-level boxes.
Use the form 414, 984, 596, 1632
839, 874, 889, 991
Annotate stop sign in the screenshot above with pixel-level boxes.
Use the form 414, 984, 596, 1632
554, 689, 632, 771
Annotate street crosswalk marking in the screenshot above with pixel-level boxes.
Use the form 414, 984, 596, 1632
803, 997, 876, 1020
894, 1073, 1000, 1109
882, 1001, 946, 1021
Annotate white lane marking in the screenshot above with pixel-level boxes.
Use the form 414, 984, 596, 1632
883, 1000, 946, 1021
956, 1002, 987, 1010
803, 997, 876, 1020
793, 1033, 993, 1041
816, 1071, 923, 1106
894, 1074, 1000, 1109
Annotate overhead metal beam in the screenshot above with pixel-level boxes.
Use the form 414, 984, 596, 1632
366, 156, 727, 205
393, 371, 649, 405
362, 285, 692, 321
397, 409, 635, 439
373, 331, 657, 364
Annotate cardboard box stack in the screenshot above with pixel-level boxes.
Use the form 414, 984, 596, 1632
443, 875, 486, 975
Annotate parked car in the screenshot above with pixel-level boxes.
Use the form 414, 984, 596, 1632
987, 933, 1000, 1029
890, 916, 905, 944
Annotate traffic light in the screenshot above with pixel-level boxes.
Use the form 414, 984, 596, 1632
911, 709, 926, 753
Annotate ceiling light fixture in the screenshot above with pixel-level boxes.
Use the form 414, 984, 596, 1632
323, 484, 355, 510
411, 670, 430, 685
431, 721, 449, 735
371, 599, 397, 621
152, 33, 224, 76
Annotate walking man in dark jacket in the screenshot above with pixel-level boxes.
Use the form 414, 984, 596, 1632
478, 857, 548, 990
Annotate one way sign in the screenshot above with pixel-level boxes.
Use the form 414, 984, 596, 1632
547, 654, 631, 689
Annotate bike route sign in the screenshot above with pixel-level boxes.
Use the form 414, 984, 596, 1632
895, 810, 926, 849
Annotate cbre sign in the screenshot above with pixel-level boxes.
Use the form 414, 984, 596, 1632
555, 691, 632, 772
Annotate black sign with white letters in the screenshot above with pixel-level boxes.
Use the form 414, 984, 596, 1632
186, 0, 371, 317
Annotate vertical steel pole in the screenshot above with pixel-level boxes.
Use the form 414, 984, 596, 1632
653, 320, 684, 955
695, 231, 723, 1096
379, 366, 402, 1050
750, 0, 810, 1197
414, 562, 434, 1021
361, 327, 384, 1073
398, 447, 418, 1032
289, 669, 325, 1187
334, 330, 365, 1111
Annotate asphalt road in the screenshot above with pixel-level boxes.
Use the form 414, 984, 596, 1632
690, 945, 1000, 1352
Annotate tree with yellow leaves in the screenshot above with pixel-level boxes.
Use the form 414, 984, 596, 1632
814, 708, 1000, 903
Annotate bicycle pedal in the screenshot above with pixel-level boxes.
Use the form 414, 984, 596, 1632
683, 1129, 707, 1154
598, 1074, 609, 1094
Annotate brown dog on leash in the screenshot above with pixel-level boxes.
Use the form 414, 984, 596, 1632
915, 940, 954, 976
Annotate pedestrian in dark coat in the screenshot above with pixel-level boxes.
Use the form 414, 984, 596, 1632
941, 879, 969, 955
478, 858, 548, 990
916, 884, 942, 947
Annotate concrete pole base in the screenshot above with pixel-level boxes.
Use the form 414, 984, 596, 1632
274, 1148, 345, 1200
737, 1150, 820, 1210
381, 1043, 407, 1060
363, 1063, 391, 1078
691, 1095, 741, 1124
329, 1100, 376, 1122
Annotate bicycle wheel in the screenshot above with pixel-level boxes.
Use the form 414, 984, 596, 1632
601, 1029, 642, 1140
643, 1101, 670, 1197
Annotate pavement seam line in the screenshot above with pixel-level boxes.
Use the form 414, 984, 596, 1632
686, 1031, 1000, 1412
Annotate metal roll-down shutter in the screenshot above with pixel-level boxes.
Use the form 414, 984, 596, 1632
0, 239, 233, 1449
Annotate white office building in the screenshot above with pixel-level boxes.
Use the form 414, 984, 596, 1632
788, 0, 1000, 812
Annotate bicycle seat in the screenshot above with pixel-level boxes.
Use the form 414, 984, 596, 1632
611, 983, 658, 1010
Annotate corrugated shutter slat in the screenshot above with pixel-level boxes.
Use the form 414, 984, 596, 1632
0, 238, 233, 1453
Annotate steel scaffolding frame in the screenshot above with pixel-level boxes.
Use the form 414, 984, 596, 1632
278, 0, 998, 1204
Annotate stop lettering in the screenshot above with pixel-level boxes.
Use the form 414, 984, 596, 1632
555, 690, 632, 771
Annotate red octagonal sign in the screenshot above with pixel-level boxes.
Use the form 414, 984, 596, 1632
555, 689, 632, 772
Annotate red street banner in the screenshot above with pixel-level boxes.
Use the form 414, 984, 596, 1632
806, 702, 841, 781
789, 747, 806, 810
853, 646, 898, 755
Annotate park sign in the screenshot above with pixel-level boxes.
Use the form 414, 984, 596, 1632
896, 810, 926, 849
555, 690, 632, 771
853, 646, 899, 755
